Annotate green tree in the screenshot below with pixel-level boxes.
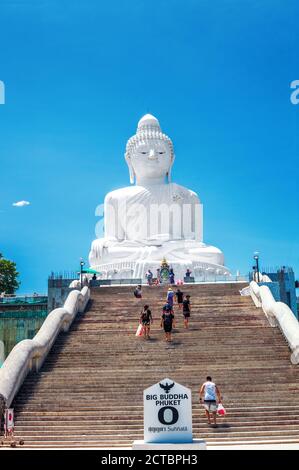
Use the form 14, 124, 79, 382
0, 253, 20, 294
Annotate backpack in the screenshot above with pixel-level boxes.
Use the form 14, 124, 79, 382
164, 312, 173, 326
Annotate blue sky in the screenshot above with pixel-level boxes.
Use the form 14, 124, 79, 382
0, 0, 298, 294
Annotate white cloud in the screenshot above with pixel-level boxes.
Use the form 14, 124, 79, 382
12, 201, 30, 207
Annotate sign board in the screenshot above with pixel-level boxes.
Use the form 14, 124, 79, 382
144, 378, 192, 443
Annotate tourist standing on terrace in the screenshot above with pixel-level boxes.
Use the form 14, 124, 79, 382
146, 270, 153, 286
185, 268, 192, 279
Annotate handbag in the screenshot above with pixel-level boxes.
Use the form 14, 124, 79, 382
217, 403, 226, 416
136, 324, 144, 337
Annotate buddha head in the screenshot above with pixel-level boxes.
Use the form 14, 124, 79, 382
125, 114, 175, 184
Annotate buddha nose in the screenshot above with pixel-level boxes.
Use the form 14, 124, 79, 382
148, 149, 157, 160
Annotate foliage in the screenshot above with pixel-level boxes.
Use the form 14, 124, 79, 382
0, 253, 20, 294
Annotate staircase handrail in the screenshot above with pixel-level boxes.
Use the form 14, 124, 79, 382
0, 286, 90, 414
249, 281, 299, 364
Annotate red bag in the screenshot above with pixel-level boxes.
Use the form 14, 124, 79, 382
217, 403, 226, 416
136, 324, 144, 337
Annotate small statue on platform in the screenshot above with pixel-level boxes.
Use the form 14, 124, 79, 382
160, 258, 170, 284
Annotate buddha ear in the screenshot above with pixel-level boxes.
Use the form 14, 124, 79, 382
129, 167, 135, 184
127, 158, 136, 184
167, 154, 175, 183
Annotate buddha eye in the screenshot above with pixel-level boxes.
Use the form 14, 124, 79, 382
159, 152, 165, 154
141, 151, 147, 154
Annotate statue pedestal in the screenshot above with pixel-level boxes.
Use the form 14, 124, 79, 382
132, 439, 206, 450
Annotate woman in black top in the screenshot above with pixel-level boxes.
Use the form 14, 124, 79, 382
175, 289, 184, 310
161, 304, 175, 342
140, 305, 153, 339
182, 294, 191, 328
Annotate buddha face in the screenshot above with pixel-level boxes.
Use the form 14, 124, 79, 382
130, 140, 172, 180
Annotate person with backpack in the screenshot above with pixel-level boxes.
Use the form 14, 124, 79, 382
140, 305, 153, 339
182, 294, 191, 328
199, 376, 222, 426
166, 288, 175, 308
161, 303, 175, 342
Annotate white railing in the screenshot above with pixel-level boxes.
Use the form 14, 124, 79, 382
250, 281, 299, 364
0, 286, 90, 410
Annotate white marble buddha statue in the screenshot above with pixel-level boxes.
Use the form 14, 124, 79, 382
89, 114, 229, 279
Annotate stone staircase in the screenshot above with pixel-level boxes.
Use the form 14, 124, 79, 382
10, 283, 299, 447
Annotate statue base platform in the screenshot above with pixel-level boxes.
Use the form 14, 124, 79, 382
132, 439, 206, 450
91, 260, 230, 282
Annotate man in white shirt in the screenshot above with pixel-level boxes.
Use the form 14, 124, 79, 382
199, 376, 222, 426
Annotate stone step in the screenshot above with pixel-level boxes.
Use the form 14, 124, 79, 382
17, 385, 299, 395
14, 403, 299, 419
13, 403, 299, 413
9, 428, 299, 442
14, 385, 299, 396
13, 420, 299, 434
14, 406, 299, 417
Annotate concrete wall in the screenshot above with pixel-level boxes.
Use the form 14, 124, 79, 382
258, 282, 280, 302
0, 310, 47, 359
250, 268, 298, 319
48, 279, 76, 312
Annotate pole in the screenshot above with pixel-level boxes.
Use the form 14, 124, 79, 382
256, 257, 260, 282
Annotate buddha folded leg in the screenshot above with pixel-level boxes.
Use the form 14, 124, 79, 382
90, 238, 225, 271
89, 238, 164, 267
185, 241, 225, 266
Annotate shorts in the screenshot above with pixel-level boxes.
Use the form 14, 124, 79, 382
164, 325, 172, 333
183, 312, 190, 318
142, 321, 150, 326
203, 400, 217, 412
